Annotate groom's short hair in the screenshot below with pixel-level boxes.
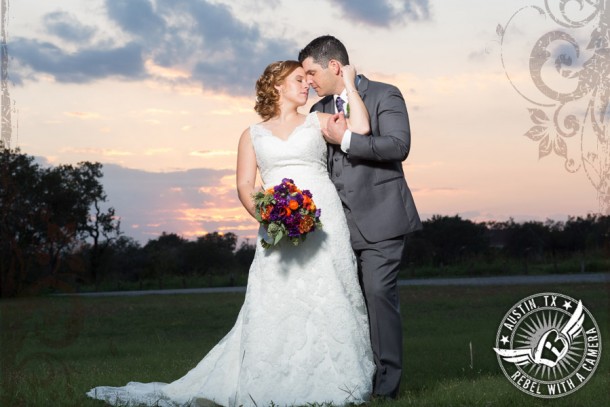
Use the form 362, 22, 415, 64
298, 35, 350, 67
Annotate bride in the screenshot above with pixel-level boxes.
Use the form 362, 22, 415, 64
87, 60, 375, 406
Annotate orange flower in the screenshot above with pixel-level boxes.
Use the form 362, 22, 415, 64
299, 215, 315, 233
260, 204, 272, 221
302, 195, 312, 209
288, 200, 299, 210
288, 184, 298, 193
280, 206, 292, 217
266, 188, 274, 194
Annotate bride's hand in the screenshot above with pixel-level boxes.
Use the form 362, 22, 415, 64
341, 65, 357, 91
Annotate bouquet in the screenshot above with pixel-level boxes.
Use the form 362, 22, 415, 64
253, 178, 322, 249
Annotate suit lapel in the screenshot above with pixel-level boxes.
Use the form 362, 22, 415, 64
324, 76, 370, 176
321, 96, 334, 114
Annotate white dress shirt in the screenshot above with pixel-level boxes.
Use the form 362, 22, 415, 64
333, 89, 352, 153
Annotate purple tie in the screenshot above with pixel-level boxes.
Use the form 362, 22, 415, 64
335, 96, 345, 113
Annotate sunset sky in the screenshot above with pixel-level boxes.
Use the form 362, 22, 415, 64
5, 0, 607, 243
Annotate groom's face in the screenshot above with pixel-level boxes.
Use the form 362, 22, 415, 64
302, 57, 337, 97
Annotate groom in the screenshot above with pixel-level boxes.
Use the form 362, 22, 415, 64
299, 35, 422, 398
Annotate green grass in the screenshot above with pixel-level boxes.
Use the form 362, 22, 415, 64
1, 284, 608, 406
399, 254, 610, 279
76, 273, 250, 294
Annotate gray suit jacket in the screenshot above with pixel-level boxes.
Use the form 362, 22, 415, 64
312, 75, 422, 242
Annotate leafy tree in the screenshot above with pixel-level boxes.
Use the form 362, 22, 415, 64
184, 232, 238, 275
417, 215, 489, 266
235, 240, 256, 271
0, 148, 43, 296
143, 232, 188, 287
0, 148, 120, 296
107, 236, 144, 282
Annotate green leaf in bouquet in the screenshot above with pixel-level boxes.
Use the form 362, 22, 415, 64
274, 230, 284, 245
260, 238, 272, 249
254, 211, 263, 222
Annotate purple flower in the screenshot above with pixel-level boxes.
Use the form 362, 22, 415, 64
253, 178, 323, 249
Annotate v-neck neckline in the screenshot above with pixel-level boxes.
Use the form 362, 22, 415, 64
256, 113, 311, 141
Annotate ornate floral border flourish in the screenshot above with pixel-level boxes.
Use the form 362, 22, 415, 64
499, 0, 609, 214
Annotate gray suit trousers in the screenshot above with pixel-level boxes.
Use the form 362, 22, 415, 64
344, 206, 405, 398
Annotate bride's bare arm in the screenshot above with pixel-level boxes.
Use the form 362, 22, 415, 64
341, 65, 370, 135
236, 128, 258, 219
316, 65, 370, 136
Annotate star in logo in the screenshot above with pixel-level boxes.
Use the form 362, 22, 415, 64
563, 301, 572, 311
500, 335, 510, 345
494, 301, 584, 368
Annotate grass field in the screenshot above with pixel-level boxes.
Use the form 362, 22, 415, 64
1, 283, 608, 406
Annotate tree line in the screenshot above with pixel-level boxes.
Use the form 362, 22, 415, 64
1, 147, 608, 297
403, 214, 609, 276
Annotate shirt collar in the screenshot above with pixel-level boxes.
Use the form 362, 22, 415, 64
333, 75, 360, 112
334, 74, 360, 100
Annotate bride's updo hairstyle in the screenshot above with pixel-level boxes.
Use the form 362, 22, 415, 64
255, 60, 301, 121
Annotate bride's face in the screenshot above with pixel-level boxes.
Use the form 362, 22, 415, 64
278, 67, 309, 107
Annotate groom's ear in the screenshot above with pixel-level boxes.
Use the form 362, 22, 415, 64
328, 59, 342, 76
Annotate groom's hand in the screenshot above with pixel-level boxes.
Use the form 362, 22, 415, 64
322, 113, 347, 145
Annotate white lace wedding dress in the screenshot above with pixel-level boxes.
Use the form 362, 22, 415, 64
86, 112, 374, 406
